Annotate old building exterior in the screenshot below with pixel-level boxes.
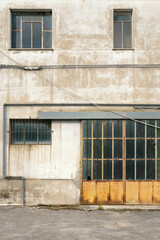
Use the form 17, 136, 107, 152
0, 0, 160, 205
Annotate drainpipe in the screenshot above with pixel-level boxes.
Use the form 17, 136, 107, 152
22, 177, 25, 206
3, 104, 6, 178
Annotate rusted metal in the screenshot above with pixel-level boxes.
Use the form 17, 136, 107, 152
82, 180, 160, 204
126, 181, 139, 204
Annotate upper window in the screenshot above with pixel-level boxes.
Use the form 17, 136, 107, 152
114, 10, 132, 49
10, 119, 51, 144
11, 11, 52, 49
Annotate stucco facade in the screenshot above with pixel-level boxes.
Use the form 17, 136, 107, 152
0, 0, 160, 205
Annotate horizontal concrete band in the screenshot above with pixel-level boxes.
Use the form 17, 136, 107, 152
1, 64, 160, 70
38, 111, 160, 120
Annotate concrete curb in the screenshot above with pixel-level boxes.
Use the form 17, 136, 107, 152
79, 205, 160, 211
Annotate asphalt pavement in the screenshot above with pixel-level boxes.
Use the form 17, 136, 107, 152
0, 206, 160, 240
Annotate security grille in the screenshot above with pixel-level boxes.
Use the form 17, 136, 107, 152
10, 119, 51, 144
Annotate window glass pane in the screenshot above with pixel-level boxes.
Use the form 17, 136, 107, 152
83, 120, 92, 138
147, 160, 155, 180
33, 22, 42, 48
43, 13, 52, 30
25, 120, 37, 143
157, 160, 160, 179
103, 139, 112, 159
103, 120, 112, 138
22, 22, 31, 48
39, 121, 51, 143
83, 160, 91, 180
136, 160, 145, 180
126, 160, 135, 180
11, 131, 24, 143
157, 140, 160, 158
93, 160, 102, 180
12, 13, 21, 30
11, 119, 24, 132
147, 139, 155, 159
157, 120, 160, 138
136, 120, 145, 138
83, 139, 92, 159
147, 120, 155, 138
39, 131, 51, 143
114, 22, 122, 48
136, 140, 145, 159
11, 120, 24, 143
43, 32, 52, 48
93, 140, 102, 159
114, 160, 122, 180
103, 160, 112, 180
126, 139, 135, 159
114, 139, 122, 158
22, 12, 42, 21
126, 120, 135, 138
12, 32, 20, 48
39, 120, 51, 132
123, 22, 131, 48
114, 14, 131, 21
93, 120, 102, 138
114, 120, 122, 138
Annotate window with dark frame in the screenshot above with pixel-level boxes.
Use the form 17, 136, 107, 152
10, 119, 51, 144
82, 119, 160, 181
11, 11, 52, 49
114, 10, 132, 49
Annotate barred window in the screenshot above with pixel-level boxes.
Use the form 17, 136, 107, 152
114, 10, 132, 49
10, 119, 51, 144
11, 11, 52, 49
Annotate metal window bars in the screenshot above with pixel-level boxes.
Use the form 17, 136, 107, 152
10, 119, 51, 144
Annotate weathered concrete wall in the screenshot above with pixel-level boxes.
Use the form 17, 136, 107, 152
0, 107, 81, 205
0, 179, 80, 205
0, 0, 160, 204
8, 119, 80, 179
0, 0, 160, 105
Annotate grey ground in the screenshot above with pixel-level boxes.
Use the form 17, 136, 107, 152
0, 206, 160, 240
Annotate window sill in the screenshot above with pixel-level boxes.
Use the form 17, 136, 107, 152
112, 48, 134, 51
9, 48, 54, 51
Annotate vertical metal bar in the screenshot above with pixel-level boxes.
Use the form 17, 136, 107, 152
102, 120, 104, 180
145, 120, 147, 180
131, 12, 132, 48
123, 120, 126, 181
31, 22, 33, 48
122, 22, 123, 48
3, 105, 6, 177
21, 13, 22, 48
91, 120, 93, 180
24, 119, 25, 144
22, 177, 25, 206
135, 121, 136, 180
96, 120, 98, 180
149, 120, 152, 179
123, 120, 126, 203
42, 13, 43, 48
38, 119, 40, 144
87, 121, 88, 179
112, 120, 114, 180
155, 120, 157, 180
80, 121, 83, 203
